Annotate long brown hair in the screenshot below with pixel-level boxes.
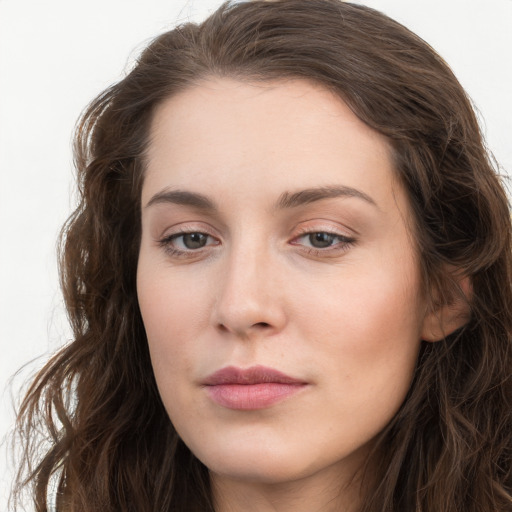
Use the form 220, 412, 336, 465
12, 1, 512, 510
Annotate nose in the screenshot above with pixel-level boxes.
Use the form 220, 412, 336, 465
213, 245, 287, 339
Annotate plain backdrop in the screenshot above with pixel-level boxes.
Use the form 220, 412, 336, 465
1, 0, 511, 507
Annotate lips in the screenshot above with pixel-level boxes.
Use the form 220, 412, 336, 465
202, 365, 308, 410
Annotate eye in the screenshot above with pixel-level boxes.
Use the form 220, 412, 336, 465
290, 230, 356, 256
173, 232, 211, 250
159, 231, 219, 255
304, 232, 339, 248
295, 231, 353, 249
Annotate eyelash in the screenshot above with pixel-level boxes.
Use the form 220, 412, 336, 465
289, 229, 356, 256
158, 228, 356, 259
158, 231, 219, 259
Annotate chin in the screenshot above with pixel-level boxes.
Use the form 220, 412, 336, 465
187, 434, 309, 483
188, 431, 368, 487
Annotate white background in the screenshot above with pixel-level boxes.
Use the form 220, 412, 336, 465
1, 0, 511, 507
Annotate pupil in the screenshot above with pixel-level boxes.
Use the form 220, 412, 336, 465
310, 232, 334, 248
183, 233, 207, 249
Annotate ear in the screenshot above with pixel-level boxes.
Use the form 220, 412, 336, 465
421, 275, 472, 342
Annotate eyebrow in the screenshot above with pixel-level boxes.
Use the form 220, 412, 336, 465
275, 185, 378, 210
146, 189, 216, 210
145, 185, 377, 211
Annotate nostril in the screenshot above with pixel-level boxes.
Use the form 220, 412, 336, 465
254, 322, 271, 329
216, 319, 276, 336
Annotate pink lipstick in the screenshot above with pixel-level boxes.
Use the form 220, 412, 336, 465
202, 365, 307, 410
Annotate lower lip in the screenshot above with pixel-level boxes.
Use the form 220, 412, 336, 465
205, 383, 307, 410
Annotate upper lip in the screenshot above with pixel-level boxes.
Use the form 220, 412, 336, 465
202, 365, 306, 386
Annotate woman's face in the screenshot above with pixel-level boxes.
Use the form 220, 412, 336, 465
137, 78, 428, 487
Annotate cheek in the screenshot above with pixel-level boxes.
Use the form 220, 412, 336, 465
136, 259, 211, 384
296, 250, 424, 398
295, 281, 422, 459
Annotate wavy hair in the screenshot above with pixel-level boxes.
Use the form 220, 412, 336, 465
12, 1, 512, 510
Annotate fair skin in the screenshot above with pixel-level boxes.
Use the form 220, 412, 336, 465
137, 77, 436, 512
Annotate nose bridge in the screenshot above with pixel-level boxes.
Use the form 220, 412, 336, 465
213, 232, 285, 336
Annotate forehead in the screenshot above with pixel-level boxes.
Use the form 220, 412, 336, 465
143, 77, 403, 214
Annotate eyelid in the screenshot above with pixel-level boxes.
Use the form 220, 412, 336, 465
291, 220, 356, 239
290, 230, 355, 246
156, 222, 222, 258
167, 232, 219, 248
157, 221, 221, 241
288, 222, 357, 255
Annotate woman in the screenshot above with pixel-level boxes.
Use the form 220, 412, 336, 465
12, 0, 512, 510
